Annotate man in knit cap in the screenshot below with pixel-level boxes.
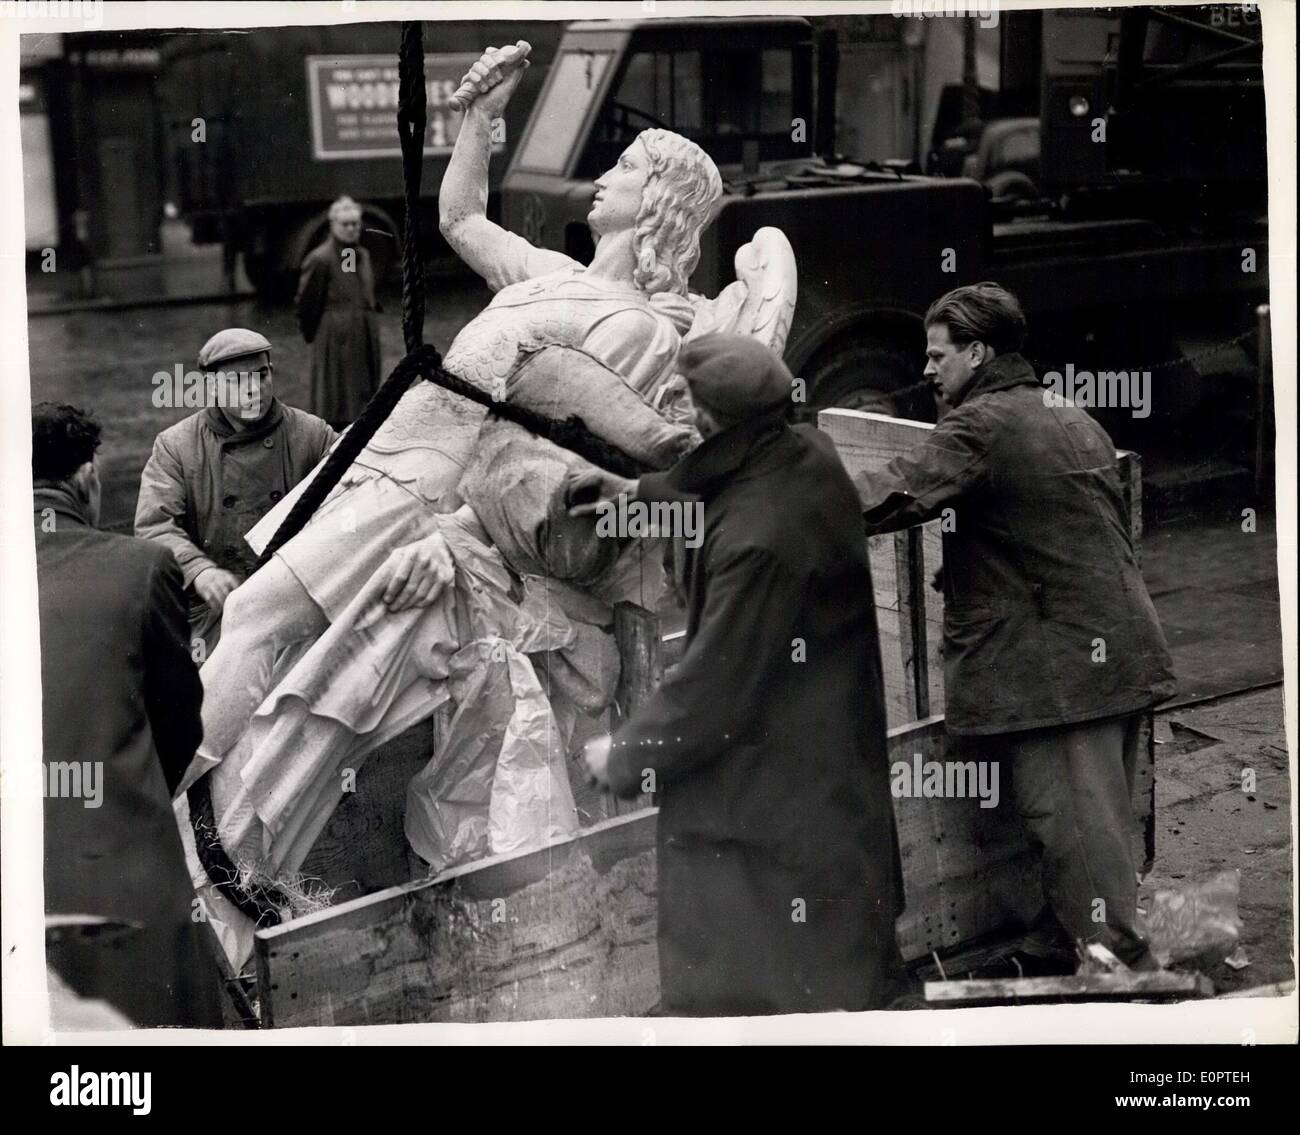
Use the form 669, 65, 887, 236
568, 332, 904, 1016
136, 328, 336, 654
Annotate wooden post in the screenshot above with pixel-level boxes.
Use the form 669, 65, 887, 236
1116, 449, 1142, 566
612, 602, 663, 812
1255, 303, 1272, 498
893, 526, 931, 719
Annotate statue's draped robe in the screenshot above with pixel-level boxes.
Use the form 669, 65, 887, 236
188, 235, 691, 964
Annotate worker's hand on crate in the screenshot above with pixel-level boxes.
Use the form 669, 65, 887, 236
449, 41, 531, 116
583, 734, 614, 791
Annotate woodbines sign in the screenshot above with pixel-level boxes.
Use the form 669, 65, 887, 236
306, 53, 500, 161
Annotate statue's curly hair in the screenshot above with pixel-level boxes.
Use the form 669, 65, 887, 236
632, 130, 724, 297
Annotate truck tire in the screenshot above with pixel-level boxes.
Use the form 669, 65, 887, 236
802, 335, 936, 423
242, 249, 296, 304
294, 209, 399, 289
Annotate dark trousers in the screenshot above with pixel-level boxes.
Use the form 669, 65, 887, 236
994, 714, 1153, 967
657, 839, 904, 1016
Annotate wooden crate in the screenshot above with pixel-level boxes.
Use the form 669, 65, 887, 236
247, 410, 1154, 1025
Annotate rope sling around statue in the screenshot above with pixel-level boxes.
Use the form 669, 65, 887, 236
187, 23, 656, 926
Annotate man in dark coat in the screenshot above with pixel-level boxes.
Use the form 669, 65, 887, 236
34, 403, 223, 1028
136, 328, 336, 655
572, 334, 904, 1016
855, 282, 1176, 970
295, 195, 383, 429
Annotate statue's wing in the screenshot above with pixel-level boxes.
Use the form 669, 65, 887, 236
649, 227, 797, 428
684, 227, 798, 355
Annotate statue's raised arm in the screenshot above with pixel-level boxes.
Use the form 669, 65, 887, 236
440, 42, 575, 291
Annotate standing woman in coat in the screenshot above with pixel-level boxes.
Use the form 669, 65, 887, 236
295, 196, 383, 430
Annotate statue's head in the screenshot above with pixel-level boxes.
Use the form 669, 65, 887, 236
589, 129, 723, 297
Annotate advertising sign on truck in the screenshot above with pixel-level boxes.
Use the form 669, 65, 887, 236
306, 53, 505, 160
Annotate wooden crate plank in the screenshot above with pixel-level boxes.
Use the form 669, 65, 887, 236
924, 971, 1212, 1004
611, 602, 661, 814
819, 409, 947, 726
256, 808, 658, 1027
890, 718, 1043, 961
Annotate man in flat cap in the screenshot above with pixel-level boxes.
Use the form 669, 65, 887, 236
568, 333, 904, 1016
136, 329, 337, 655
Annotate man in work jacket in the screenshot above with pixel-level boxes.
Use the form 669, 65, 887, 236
136, 328, 336, 655
855, 281, 1176, 971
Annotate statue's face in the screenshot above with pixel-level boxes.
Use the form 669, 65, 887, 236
588, 139, 651, 237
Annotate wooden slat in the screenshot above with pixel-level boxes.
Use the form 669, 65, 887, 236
820, 409, 946, 727
891, 718, 1042, 960
1117, 449, 1142, 564
256, 809, 659, 1028
924, 971, 1213, 1004
611, 602, 661, 813
893, 527, 931, 719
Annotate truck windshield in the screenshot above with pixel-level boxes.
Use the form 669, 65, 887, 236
515, 50, 613, 174
581, 44, 803, 174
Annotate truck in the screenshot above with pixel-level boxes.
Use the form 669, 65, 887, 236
502, 8, 1269, 481
151, 20, 564, 297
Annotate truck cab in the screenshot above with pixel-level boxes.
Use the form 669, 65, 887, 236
503, 18, 987, 418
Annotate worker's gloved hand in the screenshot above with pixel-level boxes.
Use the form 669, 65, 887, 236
379, 530, 455, 612
583, 734, 613, 791
193, 567, 242, 615
564, 469, 638, 518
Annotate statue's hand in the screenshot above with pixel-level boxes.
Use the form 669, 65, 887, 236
380, 530, 455, 612
449, 41, 531, 115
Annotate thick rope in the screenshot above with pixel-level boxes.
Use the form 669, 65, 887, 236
397, 22, 427, 355
254, 346, 650, 568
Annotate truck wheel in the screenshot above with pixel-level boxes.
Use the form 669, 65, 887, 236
243, 250, 296, 304
804, 337, 935, 422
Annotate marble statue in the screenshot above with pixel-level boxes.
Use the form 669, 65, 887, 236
181, 42, 797, 960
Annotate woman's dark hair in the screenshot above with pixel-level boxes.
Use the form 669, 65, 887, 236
32, 402, 102, 483
924, 282, 1027, 354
